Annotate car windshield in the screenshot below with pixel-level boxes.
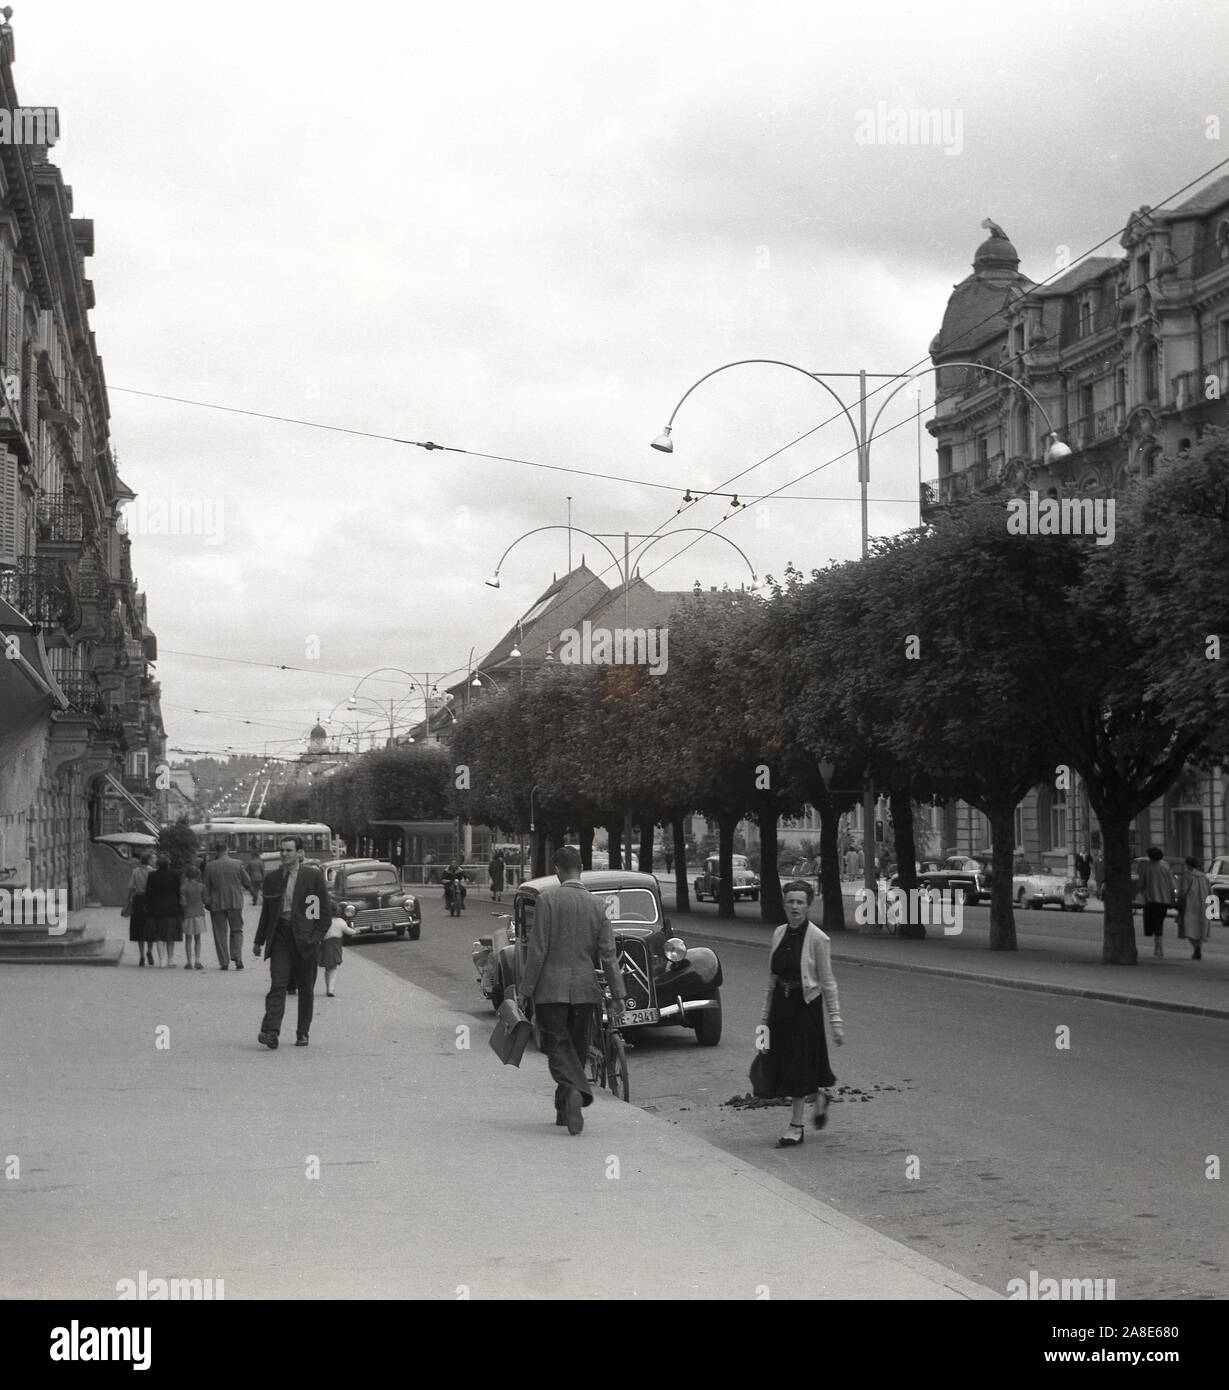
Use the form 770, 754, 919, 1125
343, 869, 399, 889
590, 888, 660, 924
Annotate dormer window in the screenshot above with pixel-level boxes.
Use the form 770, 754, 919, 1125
1217, 220, 1229, 262
1078, 299, 1092, 338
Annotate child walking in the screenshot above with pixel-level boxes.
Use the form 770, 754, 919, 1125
321, 913, 359, 996
180, 865, 207, 970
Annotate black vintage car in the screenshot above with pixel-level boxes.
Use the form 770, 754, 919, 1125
324, 858, 422, 940
472, 870, 723, 1045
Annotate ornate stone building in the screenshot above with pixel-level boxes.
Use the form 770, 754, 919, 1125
922, 186, 1229, 871
0, 14, 164, 927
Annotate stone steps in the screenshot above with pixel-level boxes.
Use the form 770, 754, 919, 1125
0, 914, 124, 965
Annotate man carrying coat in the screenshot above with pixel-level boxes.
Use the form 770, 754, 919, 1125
518, 845, 626, 1135
254, 837, 332, 1049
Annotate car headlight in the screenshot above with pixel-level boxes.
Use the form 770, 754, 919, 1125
342, 903, 357, 919
665, 937, 687, 963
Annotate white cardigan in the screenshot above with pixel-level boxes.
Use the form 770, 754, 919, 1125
763, 920, 843, 1026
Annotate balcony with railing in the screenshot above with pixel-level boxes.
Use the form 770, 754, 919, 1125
52, 672, 106, 715
1171, 356, 1229, 412
1068, 403, 1126, 450
0, 554, 82, 634
920, 454, 999, 509
36, 493, 90, 549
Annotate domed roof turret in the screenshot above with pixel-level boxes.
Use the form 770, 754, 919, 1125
932, 221, 1032, 360
973, 220, 1020, 272
309, 723, 327, 743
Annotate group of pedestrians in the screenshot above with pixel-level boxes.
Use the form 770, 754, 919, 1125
1137, 846, 1213, 960
124, 843, 254, 970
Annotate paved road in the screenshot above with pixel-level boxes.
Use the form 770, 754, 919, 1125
359, 891, 1228, 1300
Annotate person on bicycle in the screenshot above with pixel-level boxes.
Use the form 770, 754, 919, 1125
517, 845, 626, 1135
441, 861, 467, 912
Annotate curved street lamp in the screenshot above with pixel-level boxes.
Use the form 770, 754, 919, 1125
653, 355, 1067, 928
652, 357, 1071, 560
347, 667, 442, 740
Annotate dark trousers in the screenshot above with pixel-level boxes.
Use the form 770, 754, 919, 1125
534, 1002, 596, 1110
210, 907, 245, 966
261, 926, 318, 1039
1143, 903, 1168, 937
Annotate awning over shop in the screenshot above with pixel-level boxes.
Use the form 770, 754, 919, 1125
103, 773, 160, 834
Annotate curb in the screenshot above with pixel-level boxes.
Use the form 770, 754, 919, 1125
682, 927, 1229, 1021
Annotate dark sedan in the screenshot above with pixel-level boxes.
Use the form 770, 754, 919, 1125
324, 859, 422, 940
473, 870, 723, 1045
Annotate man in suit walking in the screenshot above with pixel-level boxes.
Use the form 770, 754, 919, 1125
518, 845, 626, 1135
254, 836, 332, 1049
202, 844, 252, 970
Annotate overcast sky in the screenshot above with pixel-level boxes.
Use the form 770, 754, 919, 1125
16, 0, 1229, 762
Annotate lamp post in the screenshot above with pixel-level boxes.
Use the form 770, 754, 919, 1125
655, 358, 1069, 927
346, 667, 441, 742
488, 522, 759, 636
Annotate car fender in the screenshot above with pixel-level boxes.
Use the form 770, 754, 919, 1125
670, 946, 722, 990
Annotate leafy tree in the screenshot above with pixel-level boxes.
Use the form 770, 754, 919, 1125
158, 817, 199, 874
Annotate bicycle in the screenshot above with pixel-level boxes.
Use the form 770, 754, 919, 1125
585, 979, 630, 1103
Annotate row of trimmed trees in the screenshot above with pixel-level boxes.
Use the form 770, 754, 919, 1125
272, 430, 1229, 963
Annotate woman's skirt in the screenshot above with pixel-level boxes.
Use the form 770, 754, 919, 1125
319, 936, 344, 969
765, 983, 836, 1097
149, 914, 183, 943
127, 897, 149, 943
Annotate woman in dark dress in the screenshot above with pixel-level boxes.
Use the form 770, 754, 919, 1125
144, 854, 183, 968
126, 851, 154, 966
759, 881, 845, 1148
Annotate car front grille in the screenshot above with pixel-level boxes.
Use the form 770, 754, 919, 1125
616, 936, 653, 1009
354, 906, 408, 925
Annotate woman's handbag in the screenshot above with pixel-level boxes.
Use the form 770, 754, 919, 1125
489, 996, 534, 1067
749, 1047, 780, 1099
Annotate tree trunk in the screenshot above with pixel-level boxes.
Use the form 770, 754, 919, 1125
607, 822, 622, 870
758, 805, 784, 924
891, 783, 924, 938
671, 817, 691, 913
987, 804, 1018, 951
639, 821, 655, 875
818, 800, 845, 931
578, 824, 594, 872
1094, 802, 1138, 964
716, 813, 737, 918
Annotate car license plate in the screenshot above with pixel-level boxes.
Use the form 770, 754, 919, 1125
616, 1007, 659, 1026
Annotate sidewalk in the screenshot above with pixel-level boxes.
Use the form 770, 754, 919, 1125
667, 886, 1229, 1020
0, 906, 995, 1301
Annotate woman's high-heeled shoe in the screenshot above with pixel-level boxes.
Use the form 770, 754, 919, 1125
776, 1123, 805, 1149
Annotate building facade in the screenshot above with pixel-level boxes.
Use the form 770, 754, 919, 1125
922, 188, 1229, 871
0, 16, 164, 913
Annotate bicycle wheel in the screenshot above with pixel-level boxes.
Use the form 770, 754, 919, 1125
607, 1032, 629, 1102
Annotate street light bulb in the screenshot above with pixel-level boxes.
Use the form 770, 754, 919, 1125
347, 696, 357, 708
510, 644, 521, 658
651, 428, 674, 453
485, 575, 500, 589
1044, 435, 1073, 465
471, 674, 481, 687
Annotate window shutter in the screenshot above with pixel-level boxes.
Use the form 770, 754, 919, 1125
0, 449, 19, 565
